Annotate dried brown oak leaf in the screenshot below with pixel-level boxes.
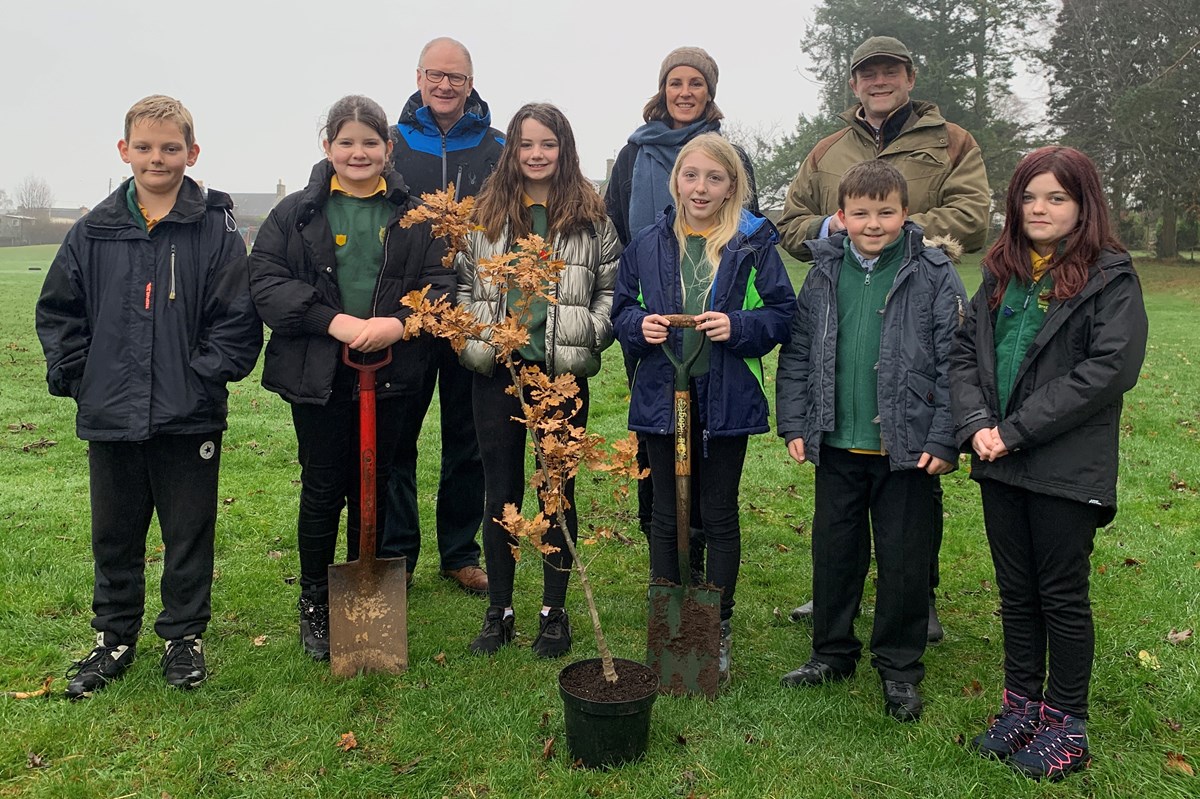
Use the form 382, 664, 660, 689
1167, 628, 1193, 645
1164, 751, 1194, 777
336, 732, 358, 752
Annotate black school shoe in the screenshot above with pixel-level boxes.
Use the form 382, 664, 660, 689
882, 678, 924, 722
532, 608, 572, 658
780, 658, 854, 687
162, 636, 206, 689
470, 606, 515, 655
298, 597, 330, 661
927, 600, 945, 644
65, 632, 136, 700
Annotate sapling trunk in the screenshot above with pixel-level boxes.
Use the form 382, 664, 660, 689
504, 360, 620, 684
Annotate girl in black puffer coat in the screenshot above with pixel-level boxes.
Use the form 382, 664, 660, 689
249, 95, 450, 662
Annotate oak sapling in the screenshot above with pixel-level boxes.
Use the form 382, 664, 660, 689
399, 187, 644, 683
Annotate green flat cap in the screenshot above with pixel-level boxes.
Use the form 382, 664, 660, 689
851, 36, 913, 71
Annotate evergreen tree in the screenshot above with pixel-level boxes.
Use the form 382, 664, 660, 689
1044, 0, 1200, 258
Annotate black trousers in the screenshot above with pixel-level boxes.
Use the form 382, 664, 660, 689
980, 479, 1099, 717
291, 392, 408, 604
811, 446, 934, 683
645, 425, 747, 623
383, 338, 484, 572
88, 432, 222, 643
473, 363, 588, 610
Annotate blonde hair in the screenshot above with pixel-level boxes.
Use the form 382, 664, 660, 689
124, 94, 196, 149
668, 133, 748, 293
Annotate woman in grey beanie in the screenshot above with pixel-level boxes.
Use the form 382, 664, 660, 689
603, 45, 761, 597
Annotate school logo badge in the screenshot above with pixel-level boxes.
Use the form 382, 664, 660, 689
199, 440, 216, 460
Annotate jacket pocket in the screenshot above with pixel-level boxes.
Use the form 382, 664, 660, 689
903, 369, 937, 454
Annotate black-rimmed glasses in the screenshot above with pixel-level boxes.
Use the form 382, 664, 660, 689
421, 69, 470, 87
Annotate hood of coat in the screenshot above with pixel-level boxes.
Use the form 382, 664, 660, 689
85, 175, 230, 232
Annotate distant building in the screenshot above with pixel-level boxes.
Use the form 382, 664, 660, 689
230, 179, 287, 246
1, 214, 35, 247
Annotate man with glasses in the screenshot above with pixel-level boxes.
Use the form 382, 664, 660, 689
386, 36, 504, 596
776, 36, 990, 644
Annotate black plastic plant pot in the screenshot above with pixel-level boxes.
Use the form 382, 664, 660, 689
558, 657, 659, 768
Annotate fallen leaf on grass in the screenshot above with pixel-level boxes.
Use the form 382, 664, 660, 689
26, 752, 48, 769
1165, 751, 1194, 777
336, 732, 357, 751
539, 711, 550, 729
1165, 718, 1183, 732
542, 737, 554, 760
1167, 629, 1192, 645
22, 438, 56, 452
1138, 650, 1161, 670
962, 679, 984, 697
676, 733, 688, 746
7, 421, 36, 432
1124, 557, 1144, 567
4, 676, 54, 699
1097, 564, 1108, 575
282, 575, 297, 585
775, 543, 790, 553
1169, 473, 1190, 492
433, 652, 447, 666
267, 550, 283, 560
773, 607, 782, 620
222, 497, 235, 506
252, 635, 268, 647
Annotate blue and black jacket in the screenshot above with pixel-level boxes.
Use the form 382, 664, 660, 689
612, 208, 795, 439
390, 89, 505, 200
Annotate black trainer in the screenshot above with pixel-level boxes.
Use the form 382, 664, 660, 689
532, 608, 572, 658
65, 632, 135, 700
1009, 703, 1090, 781
298, 597, 330, 661
470, 606, 514, 655
162, 636, 206, 689
970, 688, 1042, 760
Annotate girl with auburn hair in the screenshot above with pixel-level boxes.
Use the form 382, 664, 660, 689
456, 103, 621, 659
950, 146, 1148, 781
612, 133, 795, 684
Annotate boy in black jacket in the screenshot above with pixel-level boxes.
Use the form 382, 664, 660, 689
35, 95, 261, 698
775, 160, 965, 721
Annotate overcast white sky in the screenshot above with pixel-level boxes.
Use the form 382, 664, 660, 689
6, 1, 1051, 210
3, 0, 830, 208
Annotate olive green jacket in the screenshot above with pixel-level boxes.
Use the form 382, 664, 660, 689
777, 101, 990, 261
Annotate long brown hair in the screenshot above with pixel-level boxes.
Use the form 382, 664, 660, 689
984, 146, 1124, 309
472, 103, 606, 244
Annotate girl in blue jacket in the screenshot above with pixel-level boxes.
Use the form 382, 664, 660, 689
612, 133, 795, 683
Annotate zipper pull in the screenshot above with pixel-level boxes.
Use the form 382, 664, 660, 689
169, 244, 177, 300
703, 428, 710, 459
864, 272, 871, 286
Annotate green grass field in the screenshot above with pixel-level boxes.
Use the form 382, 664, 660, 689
0, 243, 1197, 798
